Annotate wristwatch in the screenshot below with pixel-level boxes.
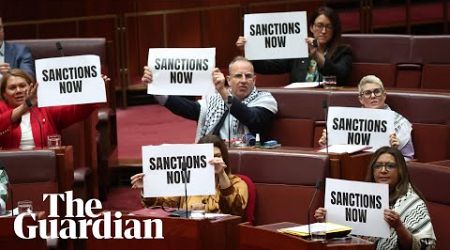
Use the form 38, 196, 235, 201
25, 99, 33, 108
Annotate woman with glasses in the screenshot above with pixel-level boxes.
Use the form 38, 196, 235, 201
314, 147, 436, 249
319, 75, 415, 159
235, 6, 352, 85
130, 134, 248, 217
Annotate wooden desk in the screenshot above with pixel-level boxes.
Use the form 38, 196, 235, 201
229, 146, 373, 181
239, 222, 374, 250
0, 213, 47, 250
84, 208, 241, 250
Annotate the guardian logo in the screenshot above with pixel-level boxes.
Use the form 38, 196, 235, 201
14, 191, 164, 239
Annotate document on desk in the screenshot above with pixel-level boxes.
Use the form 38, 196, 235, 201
279, 222, 351, 237
284, 82, 320, 88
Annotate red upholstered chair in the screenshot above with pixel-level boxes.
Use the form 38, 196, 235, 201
9, 38, 118, 200
236, 174, 256, 225
341, 34, 413, 87
408, 162, 450, 250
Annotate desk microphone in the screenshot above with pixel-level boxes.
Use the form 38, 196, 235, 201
322, 99, 329, 155
56, 41, 65, 57
181, 162, 189, 218
307, 180, 323, 240
227, 95, 233, 148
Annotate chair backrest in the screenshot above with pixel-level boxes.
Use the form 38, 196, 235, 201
8, 38, 118, 198
233, 150, 329, 225
411, 35, 450, 90
0, 150, 58, 214
263, 88, 328, 147
341, 34, 412, 87
408, 162, 450, 250
236, 174, 256, 225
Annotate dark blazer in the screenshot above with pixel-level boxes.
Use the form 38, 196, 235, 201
4, 41, 35, 78
252, 45, 352, 86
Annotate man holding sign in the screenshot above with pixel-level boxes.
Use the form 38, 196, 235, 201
314, 147, 436, 249
131, 135, 248, 216
319, 75, 414, 159
142, 56, 278, 142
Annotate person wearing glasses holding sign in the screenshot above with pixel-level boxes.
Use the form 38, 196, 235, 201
142, 56, 278, 142
314, 147, 436, 250
319, 75, 414, 159
235, 6, 352, 85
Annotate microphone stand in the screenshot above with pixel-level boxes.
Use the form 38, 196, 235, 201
227, 95, 233, 148
56, 41, 65, 57
307, 180, 323, 240
181, 162, 189, 218
322, 100, 329, 155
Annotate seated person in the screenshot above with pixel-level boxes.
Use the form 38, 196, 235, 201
142, 56, 278, 142
130, 134, 249, 217
314, 146, 436, 250
0, 69, 106, 149
235, 6, 352, 85
319, 75, 414, 159
0, 17, 35, 78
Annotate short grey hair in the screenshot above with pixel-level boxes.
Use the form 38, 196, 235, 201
358, 75, 384, 93
228, 56, 254, 73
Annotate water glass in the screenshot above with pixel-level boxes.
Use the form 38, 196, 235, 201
189, 203, 206, 219
47, 134, 62, 149
18, 200, 33, 214
322, 75, 337, 89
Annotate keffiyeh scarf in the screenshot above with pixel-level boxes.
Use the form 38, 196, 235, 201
195, 88, 276, 141
375, 185, 436, 250
384, 105, 412, 150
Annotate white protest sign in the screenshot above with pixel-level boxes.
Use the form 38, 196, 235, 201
327, 107, 395, 150
142, 143, 215, 198
36, 55, 106, 107
325, 178, 390, 238
244, 11, 308, 60
147, 48, 216, 96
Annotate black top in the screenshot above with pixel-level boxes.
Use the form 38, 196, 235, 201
164, 95, 275, 140
252, 45, 352, 85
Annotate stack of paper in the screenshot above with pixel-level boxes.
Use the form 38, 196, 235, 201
284, 82, 320, 88
279, 222, 352, 237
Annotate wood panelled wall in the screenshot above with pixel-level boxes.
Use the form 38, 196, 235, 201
2, 0, 322, 106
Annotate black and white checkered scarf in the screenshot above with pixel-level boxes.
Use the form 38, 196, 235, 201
195, 88, 276, 141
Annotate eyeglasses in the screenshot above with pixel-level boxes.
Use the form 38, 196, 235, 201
313, 23, 333, 31
231, 73, 254, 80
360, 88, 384, 98
372, 162, 397, 171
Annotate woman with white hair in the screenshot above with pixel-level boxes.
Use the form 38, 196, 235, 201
319, 75, 414, 159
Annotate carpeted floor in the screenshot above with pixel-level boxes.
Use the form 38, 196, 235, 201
116, 104, 197, 160
105, 104, 196, 211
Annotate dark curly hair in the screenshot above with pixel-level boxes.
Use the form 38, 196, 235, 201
197, 134, 230, 175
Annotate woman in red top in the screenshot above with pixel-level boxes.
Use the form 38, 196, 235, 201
0, 68, 101, 149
